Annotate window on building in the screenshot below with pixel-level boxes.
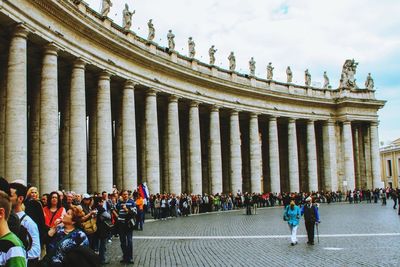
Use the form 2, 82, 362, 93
387, 160, 392, 177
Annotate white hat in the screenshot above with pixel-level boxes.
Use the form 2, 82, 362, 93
305, 196, 312, 202
82, 193, 91, 199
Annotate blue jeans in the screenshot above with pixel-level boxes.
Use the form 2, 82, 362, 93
119, 227, 133, 261
99, 238, 107, 263
136, 211, 144, 230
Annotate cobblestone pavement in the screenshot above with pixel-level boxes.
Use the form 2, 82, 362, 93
107, 202, 400, 267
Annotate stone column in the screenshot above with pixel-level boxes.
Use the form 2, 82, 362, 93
167, 95, 181, 195
269, 116, 281, 193
88, 100, 97, 193
230, 110, 242, 194
249, 113, 262, 193
145, 89, 160, 194
60, 85, 70, 191
288, 118, 300, 193
28, 67, 41, 188
370, 121, 382, 189
323, 120, 338, 191
354, 127, 360, 189
121, 80, 138, 190
5, 24, 29, 183
96, 71, 113, 192
189, 101, 202, 195
39, 43, 59, 193
364, 127, 372, 189
307, 120, 318, 192
115, 113, 123, 189
209, 106, 223, 194
69, 58, 87, 193
343, 121, 355, 191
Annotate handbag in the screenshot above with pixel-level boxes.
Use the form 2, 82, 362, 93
283, 206, 289, 221
127, 218, 135, 230
81, 217, 97, 234
103, 220, 114, 232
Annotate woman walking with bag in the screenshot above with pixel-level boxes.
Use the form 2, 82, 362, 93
283, 200, 301, 246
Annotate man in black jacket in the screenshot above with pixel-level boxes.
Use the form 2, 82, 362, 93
301, 196, 320, 245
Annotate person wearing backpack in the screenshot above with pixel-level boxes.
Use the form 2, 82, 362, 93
10, 183, 40, 267
0, 189, 27, 267
283, 200, 301, 246
24, 186, 46, 253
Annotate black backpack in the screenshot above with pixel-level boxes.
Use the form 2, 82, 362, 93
8, 212, 33, 251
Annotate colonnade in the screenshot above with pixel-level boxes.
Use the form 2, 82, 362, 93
0, 24, 383, 195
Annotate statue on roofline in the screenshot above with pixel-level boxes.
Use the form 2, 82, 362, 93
147, 19, 155, 41
209, 45, 217, 65
323, 71, 330, 89
122, 4, 135, 31
339, 59, 359, 89
228, 52, 236, 71
188, 37, 196, 58
286, 66, 292, 83
167, 30, 175, 50
266, 62, 274, 80
305, 69, 311, 86
101, 0, 112, 17
249, 57, 256, 76
365, 73, 374, 90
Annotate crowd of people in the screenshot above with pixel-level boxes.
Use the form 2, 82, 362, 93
0, 176, 397, 267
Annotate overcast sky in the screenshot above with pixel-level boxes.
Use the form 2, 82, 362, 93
85, 0, 400, 145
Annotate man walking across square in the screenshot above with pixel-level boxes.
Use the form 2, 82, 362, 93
301, 196, 320, 245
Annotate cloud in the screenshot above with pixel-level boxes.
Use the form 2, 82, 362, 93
84, 0, 399, 141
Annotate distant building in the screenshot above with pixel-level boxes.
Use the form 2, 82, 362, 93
380, 138, 400, 188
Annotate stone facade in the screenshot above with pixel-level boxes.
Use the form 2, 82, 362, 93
380, 138, 400, 188
0, 0, 385, 194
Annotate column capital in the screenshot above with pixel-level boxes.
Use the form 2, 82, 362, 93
13, 23, 30, 39
123, 80, 137, 90
343, 120, 352, 125
370, 121, 379, 127
72, 57, 86, 69
43, 42, 59, 56
324, 119, 336, 126
146, 88, 157, 96
288, 118, 297, 124
230, 109, 240, 116
250, 113, 259, 119
210, 104, 221, 112
269, 115, 278, 121
168, 95, 180, 102
98, 70, 111, 80
190, 100, 200, 108
307, 119, 315, 125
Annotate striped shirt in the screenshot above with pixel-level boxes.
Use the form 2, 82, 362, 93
116, 199, 136, 223
0, 232, 27, 267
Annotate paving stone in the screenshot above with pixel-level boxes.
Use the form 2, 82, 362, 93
107, 203, 400, 266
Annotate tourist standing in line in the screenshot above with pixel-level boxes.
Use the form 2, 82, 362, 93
283, 200, 301, 246
0, 190, 27, 267
135, 193, 145, 230
10, 183, 41, 266
301, 196, 320, 245
114, 190, 136, 264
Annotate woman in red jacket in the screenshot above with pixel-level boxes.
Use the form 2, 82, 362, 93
43, 191, 66, 228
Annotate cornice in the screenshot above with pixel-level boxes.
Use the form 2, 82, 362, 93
1, 0, 386, 115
